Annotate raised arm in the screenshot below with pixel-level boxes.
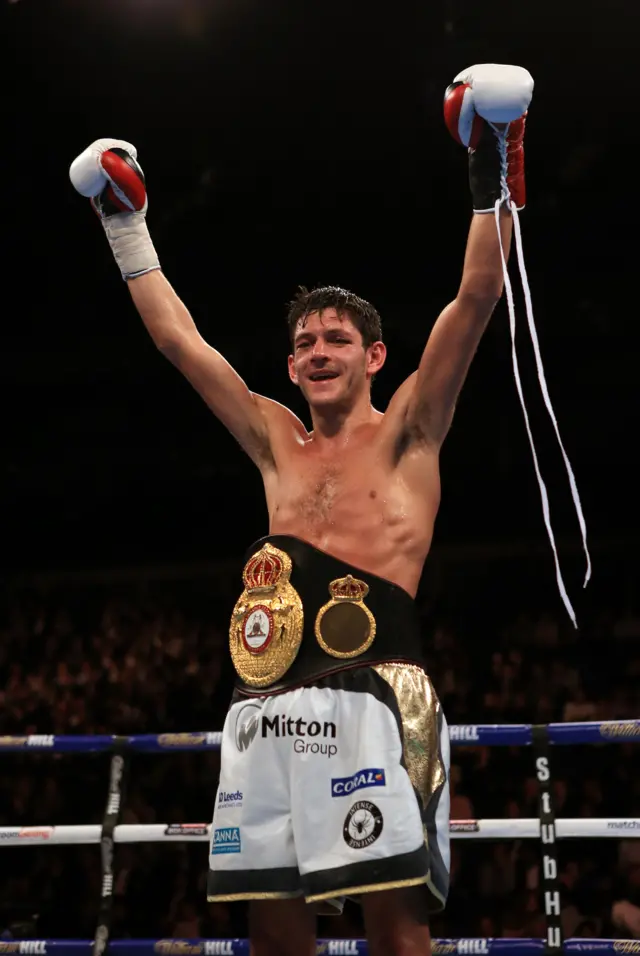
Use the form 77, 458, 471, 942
406, 208, 512, 444
128, 270, 278, 466
402, 64, 533, 447
69, 139, 285, 469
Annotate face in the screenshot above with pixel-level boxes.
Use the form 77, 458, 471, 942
288, 308, 385, 409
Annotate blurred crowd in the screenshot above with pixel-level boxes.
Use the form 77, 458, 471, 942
1, 563, 639, 943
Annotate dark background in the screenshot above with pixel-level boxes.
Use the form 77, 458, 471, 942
3, 0, 637, 606
2, 0, 640, 943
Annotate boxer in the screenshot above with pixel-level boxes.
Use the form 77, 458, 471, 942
71, 64, 533, 956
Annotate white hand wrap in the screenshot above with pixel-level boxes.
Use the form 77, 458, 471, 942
102, 212, 160, 281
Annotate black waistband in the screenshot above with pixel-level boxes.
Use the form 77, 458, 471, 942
234, 534, 425, 696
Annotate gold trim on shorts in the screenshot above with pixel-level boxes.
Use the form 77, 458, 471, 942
207, 890, 302, 903
305, 873, 429, 904
373, 663, 445, 814
426, 873, 446, 905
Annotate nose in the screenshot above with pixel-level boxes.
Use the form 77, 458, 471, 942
310, 339, 329, 361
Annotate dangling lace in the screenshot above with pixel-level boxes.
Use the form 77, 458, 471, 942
491, 125, 591, 627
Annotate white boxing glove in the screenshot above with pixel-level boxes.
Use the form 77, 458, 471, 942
444, 64, 533, 212
69, 138, 160, 280
452, 64, 533, 126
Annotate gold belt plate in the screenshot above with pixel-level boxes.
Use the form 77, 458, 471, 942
229, 543, 304, 688
315, 575, 376, 659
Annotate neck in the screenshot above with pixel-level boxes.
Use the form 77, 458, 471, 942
309, 395, 376, 442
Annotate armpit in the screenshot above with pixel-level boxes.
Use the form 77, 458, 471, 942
393, 418, 431, 463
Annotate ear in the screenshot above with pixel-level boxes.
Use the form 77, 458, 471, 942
287, 353, 298, 385
366, 341, 387, 378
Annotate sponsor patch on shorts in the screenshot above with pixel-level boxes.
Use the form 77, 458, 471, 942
211, 827, 241, 854
331, 767, 386, 797
218, 790, 243, 810
343, 801, 384, 848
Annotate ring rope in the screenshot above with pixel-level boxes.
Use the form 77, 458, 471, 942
0, 719, 639, 753
1, 818, 639, 846
0, 938, 637, 955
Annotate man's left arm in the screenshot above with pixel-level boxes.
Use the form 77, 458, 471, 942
406, 207, 512, 445
403, 63, 533, 447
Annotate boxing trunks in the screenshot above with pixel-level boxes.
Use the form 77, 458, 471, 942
207, 535, 450, 911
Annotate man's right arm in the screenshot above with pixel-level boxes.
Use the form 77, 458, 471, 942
69, 138, 278, 469
129, 270, 274, 468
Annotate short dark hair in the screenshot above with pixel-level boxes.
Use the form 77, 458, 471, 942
286, 285, 382, 349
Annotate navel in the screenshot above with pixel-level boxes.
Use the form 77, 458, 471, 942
369, 489, 377, 499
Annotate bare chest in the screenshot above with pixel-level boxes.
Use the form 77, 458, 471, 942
291, 460, 348, 524
270, 443, 405, 531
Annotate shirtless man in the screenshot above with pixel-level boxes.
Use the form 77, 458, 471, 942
70, 64, 533, 956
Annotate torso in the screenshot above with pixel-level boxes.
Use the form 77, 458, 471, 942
259, 404, 440, 596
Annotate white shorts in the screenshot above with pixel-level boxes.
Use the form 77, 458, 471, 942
207, 663, 450, 910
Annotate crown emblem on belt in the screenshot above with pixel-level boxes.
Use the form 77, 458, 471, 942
243, 546, 285, 592
328, 575, 369, 602
315, 574, 376, 659
230, 543, 304, 688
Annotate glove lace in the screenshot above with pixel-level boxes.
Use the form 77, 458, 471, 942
489, 122, 512, 207
493, 198, 591, 628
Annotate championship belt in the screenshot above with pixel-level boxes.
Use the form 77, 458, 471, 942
229, 543, 304, 688
315, 575, 376, 658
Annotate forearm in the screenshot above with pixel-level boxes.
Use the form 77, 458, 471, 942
127, 270, 199, 352
458, 207, 513, 302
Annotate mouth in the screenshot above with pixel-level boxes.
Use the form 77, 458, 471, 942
308, 371, 339, 383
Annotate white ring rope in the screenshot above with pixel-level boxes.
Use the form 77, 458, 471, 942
1, 818, 639, 847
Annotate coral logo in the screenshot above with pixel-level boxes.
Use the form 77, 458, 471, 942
331, 768, 386, 797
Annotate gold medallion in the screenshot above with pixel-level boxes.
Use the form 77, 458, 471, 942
315, 575, 376, 659
229, 543, 304, 687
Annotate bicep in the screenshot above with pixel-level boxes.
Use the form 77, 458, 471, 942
406, 294, 497, 445
162, 333, 274, 466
